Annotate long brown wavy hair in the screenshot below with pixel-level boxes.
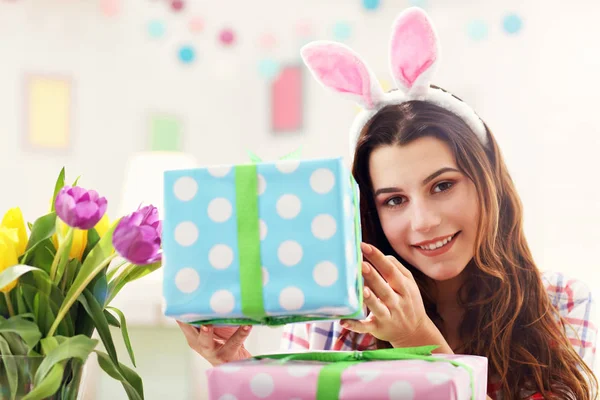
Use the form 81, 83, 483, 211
348, 91, 598, 399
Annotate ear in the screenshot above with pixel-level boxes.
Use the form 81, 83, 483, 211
389, 7, 439, 98
301, 41, 384, 109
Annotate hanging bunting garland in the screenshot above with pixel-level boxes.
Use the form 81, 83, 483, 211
502, 13, 523, 35
467, 19, 488, 41
362, 0, 381, 11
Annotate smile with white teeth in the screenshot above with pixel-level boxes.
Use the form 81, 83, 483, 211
418, 234, 456, 250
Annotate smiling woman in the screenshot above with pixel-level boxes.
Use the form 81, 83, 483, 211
284, 6, 598, 400
335, 99, 598, 399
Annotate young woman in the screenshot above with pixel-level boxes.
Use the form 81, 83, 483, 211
178, 7, 597, 400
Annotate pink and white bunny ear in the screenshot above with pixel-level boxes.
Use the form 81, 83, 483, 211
389, 7, 440, 99
301, 41, 384, 110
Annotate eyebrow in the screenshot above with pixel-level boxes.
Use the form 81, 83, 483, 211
373, 167, 460, 197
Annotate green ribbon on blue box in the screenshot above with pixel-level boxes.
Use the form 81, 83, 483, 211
253, 345, 477, 400
200, 148, 363, 325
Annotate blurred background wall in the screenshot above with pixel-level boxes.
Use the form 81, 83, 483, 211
1, 0, 599, 398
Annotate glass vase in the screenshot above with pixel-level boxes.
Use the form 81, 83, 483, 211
0, 355, 85, 400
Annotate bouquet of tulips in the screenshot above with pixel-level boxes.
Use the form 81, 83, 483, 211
0, 169, 162, 400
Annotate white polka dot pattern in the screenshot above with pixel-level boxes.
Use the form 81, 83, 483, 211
163, 158, 361, 321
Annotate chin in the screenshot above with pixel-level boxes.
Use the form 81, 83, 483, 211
414, 263, 466, 282
427, 269, 463, 282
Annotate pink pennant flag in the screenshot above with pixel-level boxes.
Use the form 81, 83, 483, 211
100, 0, 120, 17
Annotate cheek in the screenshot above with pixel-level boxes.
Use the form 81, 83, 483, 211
379, 213, 410, 247
463, 185, 480, 230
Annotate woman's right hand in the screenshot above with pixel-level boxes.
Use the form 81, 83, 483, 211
177, 321, 254, 366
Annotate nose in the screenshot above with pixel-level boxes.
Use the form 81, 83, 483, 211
409, 200, 441, 233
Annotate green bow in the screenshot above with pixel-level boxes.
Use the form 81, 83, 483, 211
254, 346, 476, 400
187, 148, 364, 326
233, 146, 303, 322
246, 147, 303, 163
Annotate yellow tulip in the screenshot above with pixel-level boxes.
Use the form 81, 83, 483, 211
94, 213, 110, 237
52, 213, 111, 261
1, 207, 28, 256
0, 228, 19, 293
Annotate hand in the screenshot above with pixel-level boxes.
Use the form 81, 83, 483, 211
340, 243, 451, 353
177, 322, 254, 366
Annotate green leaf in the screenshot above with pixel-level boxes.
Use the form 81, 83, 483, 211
0, 335, 18, 400
0, 289, 6, 316
92, 272, 109, 307
106, 261, 161, 305
74, 302, 95, 338
82, 228, 101, 260
95, 350, 144, 400
106, 306, 136, 367
50, 222, 75, 284
104, 309, 121, 328
35, 293, 61, 338
22, 362, 65, 400
77, 289, 119, 368
33, 335, 97, 386
49, 220, 119, 337
63, 358, 85, 400
50, 168, 66, 213
0, 265, 48, 293
19, 280, 74, 338
0, 315, 42, 350
33, 294, 46, 337
71, 176, 81, 186
40, 336, 61, 355
61, 258, 81, 293
16, 290, 28, 315
64, 220, 117, 305
19, 285, 36, 317
21, 213, 57, 265
106, 258, 128, 282
0, 328, 28, 355
30, 243, 56, 275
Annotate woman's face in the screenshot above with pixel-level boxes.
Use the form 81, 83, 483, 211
368, 136, 480, 281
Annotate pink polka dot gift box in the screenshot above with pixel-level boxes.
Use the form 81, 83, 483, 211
161, 157, 365, 326
206, 346, 488, 400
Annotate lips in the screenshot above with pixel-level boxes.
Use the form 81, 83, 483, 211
412, 232, 460, 258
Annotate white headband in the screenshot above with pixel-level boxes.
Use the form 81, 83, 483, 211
300, 7, 488, 157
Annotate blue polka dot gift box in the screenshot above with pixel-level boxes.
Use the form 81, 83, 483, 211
161, 157, 364, 325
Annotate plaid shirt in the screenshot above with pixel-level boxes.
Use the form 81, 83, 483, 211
279, 271, 597, 399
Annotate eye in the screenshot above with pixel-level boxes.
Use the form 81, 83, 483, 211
384, 196, 406, 208
433, 181, 454, 193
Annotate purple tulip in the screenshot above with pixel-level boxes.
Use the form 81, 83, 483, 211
112, 205, 162, 265
55, 186, 108, 230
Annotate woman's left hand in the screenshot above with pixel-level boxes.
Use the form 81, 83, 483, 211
340, 242, 450, 352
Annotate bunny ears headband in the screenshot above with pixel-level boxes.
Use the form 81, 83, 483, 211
300, 7, 488, 156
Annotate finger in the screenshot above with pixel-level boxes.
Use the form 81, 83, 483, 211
177, 322, 216, 355
362, 286, 391, 319
218, 326, 252, 361
385, 255, 415, 282
339, 318, 375, 334
362, 261, 403, 302
361, 243, 406, 291
213, 326, 243, 340
177, 320, 201, 344
195, 325, 218, 354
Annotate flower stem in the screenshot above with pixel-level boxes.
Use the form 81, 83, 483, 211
3, 292, 14, 317
47, 252, 117, 337
105, 262, 135, 305
50, 227, 74, 282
